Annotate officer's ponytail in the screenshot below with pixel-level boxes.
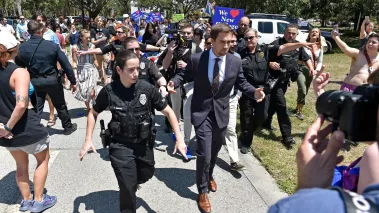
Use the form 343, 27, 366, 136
113, 50, 139, 80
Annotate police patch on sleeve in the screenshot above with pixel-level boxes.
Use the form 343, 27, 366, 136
140, 62, 146, 70
139, 94, 147, 105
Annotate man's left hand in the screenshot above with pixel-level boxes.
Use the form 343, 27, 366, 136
296, 116, 345, 190
254, 87, 265, 102
71, 84, 77, 94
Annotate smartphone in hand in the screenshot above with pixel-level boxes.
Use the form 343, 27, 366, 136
365, 16, 370, 21
333, 24, 339, 35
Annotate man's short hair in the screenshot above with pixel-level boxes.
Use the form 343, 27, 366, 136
27, 20, 43, 35
124, 37, 139, 47
285, 24, 298, 31
231, 30, 238, 38
180, 24, 194, 32
210, 23, 233, 40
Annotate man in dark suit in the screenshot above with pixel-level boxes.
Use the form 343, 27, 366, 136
167, 23, 265, 213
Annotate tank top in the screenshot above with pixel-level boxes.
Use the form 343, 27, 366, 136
0, 62, 48, 147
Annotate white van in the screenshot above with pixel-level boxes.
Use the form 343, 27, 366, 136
249, 15, 328, 52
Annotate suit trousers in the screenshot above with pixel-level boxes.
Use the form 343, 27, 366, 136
264, 82, 292, 139
109, 142, 155, 213
170, 87, 182, 124
224, 96, 239, 163
183, 82, 194, 143
195, 111, 227, 193
33, 82, 73, 129
239, 94, 270, 148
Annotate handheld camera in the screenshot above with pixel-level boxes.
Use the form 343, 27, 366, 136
316, 84, 379, 142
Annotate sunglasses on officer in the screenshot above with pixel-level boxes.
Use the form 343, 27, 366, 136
244, 36, 257, 41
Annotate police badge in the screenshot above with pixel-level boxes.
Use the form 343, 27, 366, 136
139, 94, 147, 105
259, 52, 264, 58
140, 62, 146, 70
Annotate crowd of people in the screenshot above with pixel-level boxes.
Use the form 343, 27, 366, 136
0, 12, 378, 213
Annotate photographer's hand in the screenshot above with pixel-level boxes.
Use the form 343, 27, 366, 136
296, 115, 345, 191
177, 60, 187, 69
269, 62, 280, 70
167, 81, 176, 94
313, 65, 329, 97
167, 41, 177, 54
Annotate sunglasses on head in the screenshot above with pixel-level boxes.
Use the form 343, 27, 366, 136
244, 36, 256, 41
128, 47, 140, 51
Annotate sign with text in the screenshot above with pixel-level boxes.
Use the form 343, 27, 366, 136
172, 14, 185, 22
147, 12, 163, 23
131, 10, 143, 22
212, 6, 244, 30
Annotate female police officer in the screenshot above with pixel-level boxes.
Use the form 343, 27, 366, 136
238, 28, 314, 154
79, 50, 187, 213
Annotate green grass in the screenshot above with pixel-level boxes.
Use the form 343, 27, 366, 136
238, 52, 368, 194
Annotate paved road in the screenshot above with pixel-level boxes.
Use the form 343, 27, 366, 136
0, 89, 287, 213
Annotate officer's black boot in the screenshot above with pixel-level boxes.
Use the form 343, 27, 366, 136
282, 137, 295, 150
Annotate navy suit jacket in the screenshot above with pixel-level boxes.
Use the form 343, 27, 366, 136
172, 50, 256, 129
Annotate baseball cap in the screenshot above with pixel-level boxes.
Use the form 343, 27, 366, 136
123, 14, 130, 18
0, 32, 20, 50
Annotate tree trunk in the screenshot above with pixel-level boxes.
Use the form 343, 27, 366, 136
16, 0, 22, 16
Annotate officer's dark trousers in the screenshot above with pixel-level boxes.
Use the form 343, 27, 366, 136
264, 82, 292, 139
239, 93, 270, 148
33, 81, 73, 129
195, 111, 226, 193
109, 142, 155, 213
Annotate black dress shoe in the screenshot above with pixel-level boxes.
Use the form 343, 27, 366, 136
282, 137, 295, 150
64, 123, 77, 135
240, 146, 249, 154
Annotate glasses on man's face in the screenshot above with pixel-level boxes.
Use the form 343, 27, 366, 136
181, 32, 192, 35
127, 48, 140, 52
206, 42, 212, 45
244, 36, 257, 41
116, 31, 125, 34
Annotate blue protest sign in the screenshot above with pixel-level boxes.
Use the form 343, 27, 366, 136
146, 12, 162, 23
131, 10, 143, 23
212, 6, 244, 30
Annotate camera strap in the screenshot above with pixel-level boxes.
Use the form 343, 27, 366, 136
27, 39, 44, 77
363, 50, 373, 74
330, 187, 378, 213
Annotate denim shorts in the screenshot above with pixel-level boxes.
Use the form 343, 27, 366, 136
6, 136, 50, 154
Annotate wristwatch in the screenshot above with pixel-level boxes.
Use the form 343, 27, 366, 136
4, 124, 12, 132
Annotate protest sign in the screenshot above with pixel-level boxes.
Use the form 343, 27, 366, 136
212, 6, 244, 30
172, 14, 184, 22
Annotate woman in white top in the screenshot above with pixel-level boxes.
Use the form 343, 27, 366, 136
295, 28, 323, 120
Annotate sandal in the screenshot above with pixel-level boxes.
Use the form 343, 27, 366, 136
47, 116, 57, 127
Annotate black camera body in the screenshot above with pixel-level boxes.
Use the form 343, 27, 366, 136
278, 68, 299, 82
316, 84, 379, 142
165, 29, 192, 49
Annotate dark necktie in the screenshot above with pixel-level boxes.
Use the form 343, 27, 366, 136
212, 58, 221, 94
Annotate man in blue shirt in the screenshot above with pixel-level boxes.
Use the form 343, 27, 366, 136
16, 15, 29, 42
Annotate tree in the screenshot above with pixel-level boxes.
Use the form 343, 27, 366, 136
68, 0, 108, 19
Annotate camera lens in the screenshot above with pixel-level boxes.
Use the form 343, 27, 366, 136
316, 90, 353, 122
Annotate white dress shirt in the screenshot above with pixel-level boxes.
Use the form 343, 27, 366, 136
208, 48, 226, 88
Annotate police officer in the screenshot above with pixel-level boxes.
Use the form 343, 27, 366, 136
238, 28, 314, 153
235, 16, 250, 53
77, 33, 167, 94
262, 24, 314, 149
18, 20, 78, 135
79, 50, 187, 213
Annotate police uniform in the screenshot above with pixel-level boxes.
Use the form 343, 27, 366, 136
93, 79, 167, 213
263, 37, 310, 147
100, 41, 161, 85
238, 44, 278, 149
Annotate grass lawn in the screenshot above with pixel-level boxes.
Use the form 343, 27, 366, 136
240, 50, 368, 194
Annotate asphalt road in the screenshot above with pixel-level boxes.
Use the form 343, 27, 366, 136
0, 89, 286, 213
